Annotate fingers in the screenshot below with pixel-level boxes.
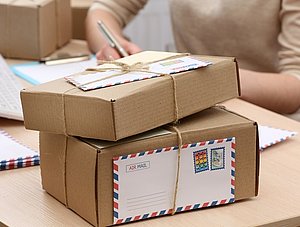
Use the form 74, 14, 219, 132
96, 41, 142, 60
123, 42, 142, 55
96, 44, 121, 60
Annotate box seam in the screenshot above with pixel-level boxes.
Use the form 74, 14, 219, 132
95, 149, 99, 227
111, 100, 117, 141
254, 122, 260, 196
37, 4, 41, 57
234, 59, 241, 96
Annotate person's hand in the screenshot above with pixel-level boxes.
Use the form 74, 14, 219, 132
96, 37, 142, 60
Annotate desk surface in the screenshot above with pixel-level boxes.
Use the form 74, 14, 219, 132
1, 42, 300, 226
1, 99, 300, 227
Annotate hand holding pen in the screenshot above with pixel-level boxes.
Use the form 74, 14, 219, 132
96, 20, 141, 60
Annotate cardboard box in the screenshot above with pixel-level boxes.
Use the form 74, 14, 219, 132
0, 0, 71, 60
21, 51, 240, 141
71, 0, 93, 40
56, 0, 72, 47
40, 107, 259, 227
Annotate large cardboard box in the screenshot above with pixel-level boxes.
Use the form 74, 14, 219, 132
21, 51, 240, 141
71, 0, 92, 40
0, 0, 71, 60
40, 107, 259, 227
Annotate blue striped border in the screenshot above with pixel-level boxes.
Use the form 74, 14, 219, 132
0, 155, 40, 171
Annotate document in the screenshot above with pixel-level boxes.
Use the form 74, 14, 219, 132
11, 56, 97, 85
113, 137, 235, 223
0, 129, 39, 170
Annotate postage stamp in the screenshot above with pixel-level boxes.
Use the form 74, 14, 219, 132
193, 149, 209, 173
210, 147, 225, 170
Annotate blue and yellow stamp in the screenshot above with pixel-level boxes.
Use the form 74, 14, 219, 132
193, 149, 209, 173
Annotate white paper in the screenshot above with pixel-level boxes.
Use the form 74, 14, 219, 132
115, 150, 176, 220
176, 139, 234, 209
0, 130, 37, 161
258, 125, 297, 150
11, 57, 97, 85
113, 138, 235, 223
66, 56, 211, 91
149, 56, 211, 74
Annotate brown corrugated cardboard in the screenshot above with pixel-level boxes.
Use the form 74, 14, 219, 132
40, 107, 259, 227
0, 0, 56, 59
21, 51, 241, 141
0, 0, 71, 59
56, 0, 72, 47
71, 0, 92, 40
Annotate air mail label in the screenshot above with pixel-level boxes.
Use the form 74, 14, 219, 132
113, 137, 235, 224
126, 161, 150, 172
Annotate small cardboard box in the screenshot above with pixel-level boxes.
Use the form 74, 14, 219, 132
21, 51, 240, 141
71, 0, 92, 40
40, 107, 259, 227
0, 0, 71, 60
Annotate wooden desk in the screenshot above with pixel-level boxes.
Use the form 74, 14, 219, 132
1, 41, 300, 226
1, 99, 300, 227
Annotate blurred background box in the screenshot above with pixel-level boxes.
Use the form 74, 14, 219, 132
0, 0, 71, 60
71, 0, 92, 40
56, 0, 72, 47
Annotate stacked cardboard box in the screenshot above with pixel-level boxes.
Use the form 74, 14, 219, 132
21, 51, 240, 140
0, 0, 72, 60
21, 51, 259, 226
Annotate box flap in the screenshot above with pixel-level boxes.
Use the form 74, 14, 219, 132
81, 128, 172, 149
66, 136, 98, 226
40, 132, 67, 204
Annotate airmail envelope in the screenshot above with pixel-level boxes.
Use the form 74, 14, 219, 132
40, 107, 259, 227
113, 137, 235, 223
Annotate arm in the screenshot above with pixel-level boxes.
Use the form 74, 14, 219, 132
240, 0, 300, 114
86, 9, 124, 54
239, 69, 300, 114
85, 0, 147, 59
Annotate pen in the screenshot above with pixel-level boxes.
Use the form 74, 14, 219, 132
97, 20, 129, 58
40, 54, 90, 66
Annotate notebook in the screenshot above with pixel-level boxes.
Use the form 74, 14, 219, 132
11, 56, 97, 85
0, 129, 39, 171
